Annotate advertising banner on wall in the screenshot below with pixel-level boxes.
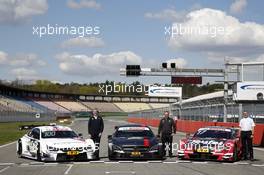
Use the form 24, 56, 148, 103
148, 86, 182, 98
234, 81, 264, 101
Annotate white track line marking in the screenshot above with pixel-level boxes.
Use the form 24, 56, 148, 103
222, 162, 236, 165
254, 147, 264, 152
192, 161, 208, 164
0, 163, 14, 166
104, 161, 119, 164
118, 161, 134, 163
0, 166, 10, 173
20, 163, 29, 166
163, 161, 178, 164
133, 161, 148, 164
45, 163, 59, 165
252, 164, 264, 167
148, 160, 163, 163
105, 171, 136, 174
0, 141, 16, 149
29, 162, 44, 165
234, 162, 249, 165
176, 160, 191, 163
64, 164, 73, 175
90, 160, 104, 163
73, 162, 90, 165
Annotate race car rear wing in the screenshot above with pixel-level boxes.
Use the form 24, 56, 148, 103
18, 123, 57, 130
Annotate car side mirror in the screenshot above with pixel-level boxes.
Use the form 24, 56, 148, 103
78, 133, 83, 137
114, 126, 118, 130
108, 135, 112, 140
186, 133, 193, 139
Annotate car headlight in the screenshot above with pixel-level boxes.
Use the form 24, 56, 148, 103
149, 144, 159, 152
112, 144, 122, 151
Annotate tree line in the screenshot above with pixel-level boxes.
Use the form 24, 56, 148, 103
2, 79, 224, 98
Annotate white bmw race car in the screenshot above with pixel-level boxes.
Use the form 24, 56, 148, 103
17, 125, 96, 162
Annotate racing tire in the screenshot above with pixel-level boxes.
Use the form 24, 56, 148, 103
36, 143, 42, 162
177, 156, 184, 160
17, 140, 22, 158
232, 145, 238, 162
108, 147, 115, 161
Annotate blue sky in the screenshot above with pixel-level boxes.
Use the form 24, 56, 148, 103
0, 0, 264, 84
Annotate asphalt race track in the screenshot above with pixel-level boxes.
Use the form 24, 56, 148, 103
0, 117, 264, 175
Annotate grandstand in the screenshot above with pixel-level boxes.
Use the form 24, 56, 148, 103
114, 102, 152, 112
129, 90, 264, 123
54, 101, 89, 112
34, 100, 70, 113
149, 103, 169, 109
81, 102, 122, 112
0, 83, 180, 122
0, 95, 39, 113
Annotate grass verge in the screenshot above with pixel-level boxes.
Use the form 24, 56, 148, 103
0, 121, 50, 145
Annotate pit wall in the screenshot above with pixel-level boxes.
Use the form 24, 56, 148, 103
127, 117, 264, 146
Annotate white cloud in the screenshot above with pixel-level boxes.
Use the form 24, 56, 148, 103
11, 68, 39, 80
168, 8, 264, 57
256, 54, 264, 62
56, 51, 142, 77
67, 0, 100, 10
230, 0, 247, 14
9, 53, 46, 67
0, 51, 8, 64
145, 9, 186, 22
61, 37, 105, 48
0, 50, 46, 80
0, 0, 48, 24
208, 53, 264, 64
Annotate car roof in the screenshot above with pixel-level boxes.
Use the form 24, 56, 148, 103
115, 124, 151, 131
116, 124, 149, 128
198, 126, 238, 131
35, 125, 72, 132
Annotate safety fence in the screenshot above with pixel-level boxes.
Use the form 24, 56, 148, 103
127, 117, 264, 146
0, 111, 56, 122
171, 103, 264, 123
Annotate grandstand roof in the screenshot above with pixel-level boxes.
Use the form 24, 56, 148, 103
179, 90, 233, 104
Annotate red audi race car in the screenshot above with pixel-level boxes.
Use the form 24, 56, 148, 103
178, 126, 242, 162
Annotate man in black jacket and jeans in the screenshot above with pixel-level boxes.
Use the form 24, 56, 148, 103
158, 111, 176, 157
88, 109, 104, 159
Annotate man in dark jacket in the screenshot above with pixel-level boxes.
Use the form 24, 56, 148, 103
88, 109, 104, 159
158, 111, 176, 157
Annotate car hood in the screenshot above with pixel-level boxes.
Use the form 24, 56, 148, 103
187, 138, 228, 146
113, 137, 157, 147
42, 138, 91, 147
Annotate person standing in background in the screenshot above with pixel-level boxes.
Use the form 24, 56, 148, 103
88, 109, 104, 159
158, 111, 176, 157
239, 112, 255, 161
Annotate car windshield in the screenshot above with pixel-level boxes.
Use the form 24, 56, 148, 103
193, 129, 232, 139
41, 130, 78, 139
115, 130, 154, 138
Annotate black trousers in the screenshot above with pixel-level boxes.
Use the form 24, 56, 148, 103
91, 135, 101, 158
241, 131, 254, 159
161, 134, 173, 156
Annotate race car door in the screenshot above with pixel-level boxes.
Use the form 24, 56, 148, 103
26, 128, 40, 158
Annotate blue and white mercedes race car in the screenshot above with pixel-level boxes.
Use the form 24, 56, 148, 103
17, 125, 96, 162
108, 124, 163, 160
